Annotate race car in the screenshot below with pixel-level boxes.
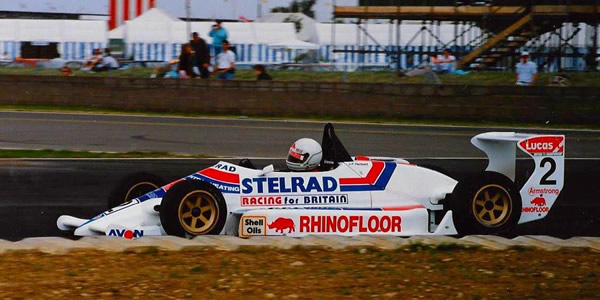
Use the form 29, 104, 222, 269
57, 123, 565, 238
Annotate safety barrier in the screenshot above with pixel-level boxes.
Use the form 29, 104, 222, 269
0, 75, 598, 124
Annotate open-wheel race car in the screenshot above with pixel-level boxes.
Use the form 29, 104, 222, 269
57, 123, 565, 238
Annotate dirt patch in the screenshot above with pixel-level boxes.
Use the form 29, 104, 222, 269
0, 246, 598, 299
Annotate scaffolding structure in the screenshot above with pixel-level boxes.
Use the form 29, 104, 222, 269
331, 0, 600, 71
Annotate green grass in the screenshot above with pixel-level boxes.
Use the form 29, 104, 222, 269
1, 66, 599, 86
0, 148, 209, 159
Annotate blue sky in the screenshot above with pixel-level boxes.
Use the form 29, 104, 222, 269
0, 0, 359, 21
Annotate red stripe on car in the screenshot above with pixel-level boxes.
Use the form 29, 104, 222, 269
340, 161, 385, 185
382, 205, 425, 211
198, 168, 240, 184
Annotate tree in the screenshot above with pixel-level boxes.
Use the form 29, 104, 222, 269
283, 15, 303, 33
271, 0, 317, 18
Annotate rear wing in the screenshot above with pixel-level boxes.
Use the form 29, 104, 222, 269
472, 132, 565, 224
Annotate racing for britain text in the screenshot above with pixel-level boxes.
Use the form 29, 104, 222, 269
241, 194, 348, 206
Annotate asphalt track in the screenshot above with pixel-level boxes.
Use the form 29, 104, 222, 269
1, 158, 598, 241
1, 111, 599, 240
1, 111, 599, 158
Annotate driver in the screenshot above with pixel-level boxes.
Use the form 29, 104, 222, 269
286, 138, 322, 171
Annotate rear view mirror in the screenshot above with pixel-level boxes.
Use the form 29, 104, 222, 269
258, 164, 274, 176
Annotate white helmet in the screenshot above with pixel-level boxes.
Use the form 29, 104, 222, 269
286, 138, 322, 171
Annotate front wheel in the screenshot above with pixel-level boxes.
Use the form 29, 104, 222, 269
159, 180, 227, 237
447, 171, 521, 235
107, 172, 164, 209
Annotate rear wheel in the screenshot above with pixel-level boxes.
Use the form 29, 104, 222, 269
159, 180, 227, 237
447, 171, 521, 235
108, 172, 164, 209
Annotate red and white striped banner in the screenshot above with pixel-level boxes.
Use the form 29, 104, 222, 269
109, 0, 156, 30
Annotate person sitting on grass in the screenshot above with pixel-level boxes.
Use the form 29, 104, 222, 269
431, 49, 456, 73
177, 43, 195, 79
253, 64, 272, 80
0, 51, 9, 62
82, 48, 102, 71
92, 49, 120, 72
151, 59, 180, 78
215, 40, 235, 80
439, 49, 456, 73
60, 66, 72, 76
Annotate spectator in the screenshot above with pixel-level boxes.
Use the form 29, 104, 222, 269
82, 48, 102, 70
93, 48, 119, 72
209, 21, 228, 56
548, 73, 570, 87
60, 66, 72, 76
429, 53, 441, 72
0, 51, 9, 61
177, 43, 195, 78
432, 49, 456, 73
215, 40, 235, 80
102, 48, 120, 69
151, 59, 179, 78
439, 49, 456, 73
190, 32, 210, 79
515, 51, 537, 86
253, 64, 272, 80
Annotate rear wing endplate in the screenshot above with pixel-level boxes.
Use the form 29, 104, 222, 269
472, 132, 565, 224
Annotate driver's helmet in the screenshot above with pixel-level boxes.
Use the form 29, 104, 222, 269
286, 138, 322, 171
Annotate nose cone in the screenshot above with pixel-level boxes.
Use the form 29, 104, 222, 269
74, 224, 96, 236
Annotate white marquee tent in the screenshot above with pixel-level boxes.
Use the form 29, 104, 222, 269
0, 19, 106, 60
0, 5, 594, 71
119, 9, 310, 64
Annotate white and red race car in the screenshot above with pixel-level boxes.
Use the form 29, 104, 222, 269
57, 124, 565, 238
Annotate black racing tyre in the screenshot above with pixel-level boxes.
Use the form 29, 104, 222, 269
159, 180, 227, 237
107, 172, 165, 209
447, 171, 521, 236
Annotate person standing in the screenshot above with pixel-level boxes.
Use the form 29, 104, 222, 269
177, 43, 195, 78
515, 51, 537, 86
209, 21, 228, 56
215, 40, 235, 80
190, 32, 210, 79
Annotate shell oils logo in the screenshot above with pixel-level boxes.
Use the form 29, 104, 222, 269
108, 229, 144, 239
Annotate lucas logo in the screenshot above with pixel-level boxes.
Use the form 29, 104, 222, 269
519, 136, 563, 154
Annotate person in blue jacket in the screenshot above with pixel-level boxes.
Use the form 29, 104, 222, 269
209, 20, 228, 57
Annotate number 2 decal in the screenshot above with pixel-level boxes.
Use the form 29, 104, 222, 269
540, 157, 557, 185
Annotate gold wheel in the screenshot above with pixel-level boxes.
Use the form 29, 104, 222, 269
472, 184, 512, 228
125, 181, 160, 202
177, 190, 218, 235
